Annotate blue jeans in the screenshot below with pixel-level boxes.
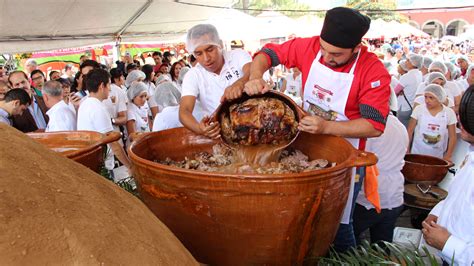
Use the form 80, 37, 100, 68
332, 167, 365, 253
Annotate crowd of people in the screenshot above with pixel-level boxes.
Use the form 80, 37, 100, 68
0, 6, 472, 264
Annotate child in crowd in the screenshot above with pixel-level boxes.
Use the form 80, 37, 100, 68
126, 82, 150, 142
407, 84, 457, 162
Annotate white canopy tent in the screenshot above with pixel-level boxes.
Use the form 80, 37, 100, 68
0, 0, 233, 54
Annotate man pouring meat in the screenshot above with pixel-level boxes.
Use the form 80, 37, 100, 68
179, 24, 252, 139
243, 7, 391, 252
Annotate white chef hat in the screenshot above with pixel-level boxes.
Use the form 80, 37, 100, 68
186, 24, 222, 54
407, 53, 423, 69
127, 81, 148, 101
125, 70, 146, 88
424, 84, 447, 103
154, 82, 181, 110
428, 61, 447, 75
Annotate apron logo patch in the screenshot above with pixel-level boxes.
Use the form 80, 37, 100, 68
371, 80, 380, 88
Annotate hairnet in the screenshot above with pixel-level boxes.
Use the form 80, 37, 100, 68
451, 67, 461, 80
155, 74, 171, 86
467, 64, 474, 79
399, 60, 409, 72
427, 72, 447, 85
422, 56, 433, 69
428, 61, 447, 74
457, 55, 470, 64
127, 81, 148, 101
154, 82, 181, 109
444, 61, 457, 75
178, 67, 190, 86
459, 86, 474, 136
424, 84, 447, 103
407, 53, 423, 69
186, 24, 221, 54
125, 70, 146, 88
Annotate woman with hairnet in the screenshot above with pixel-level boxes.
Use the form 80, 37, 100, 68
152, 82, 203, 132
413, 72, 454, 109
394, 54, 424, 127
458, 64, 474, 92
126, 82, 150, 142
407, 84, 457, 162
415, 64, 460, 111
456, 55, 470, 78
421, 56, 433, 80
126, 69, 159, 120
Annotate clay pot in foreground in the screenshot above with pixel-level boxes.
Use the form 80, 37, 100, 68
27, 131, 120, 173
129, 128, 377, 265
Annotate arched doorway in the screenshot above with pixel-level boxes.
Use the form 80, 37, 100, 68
446, 19, 469, 36
422, 20, 444, 38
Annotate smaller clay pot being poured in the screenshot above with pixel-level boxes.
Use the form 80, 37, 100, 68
219, 96, 299, 146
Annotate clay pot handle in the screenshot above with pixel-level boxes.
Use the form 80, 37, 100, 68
351, 150, 378, 167
446, 161, 455, 168
100, 131, 122, 145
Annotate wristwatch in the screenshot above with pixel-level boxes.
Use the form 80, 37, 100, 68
111, 118, 116, 125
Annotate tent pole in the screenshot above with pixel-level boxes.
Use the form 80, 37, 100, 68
116, 0, 154, 37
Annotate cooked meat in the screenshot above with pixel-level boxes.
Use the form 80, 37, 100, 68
221, 97, 298, 145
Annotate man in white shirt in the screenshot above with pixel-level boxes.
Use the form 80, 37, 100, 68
422, 85, 474, 265
179, 24, 252, 139
43, 81, 76, 132
77, 69, 130, 169
353, 113, 409, 245
395, 53, 424, 127
103, 68, 128, 132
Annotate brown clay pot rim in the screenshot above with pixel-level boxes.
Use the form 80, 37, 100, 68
28, 130, 120, 159
129, 132, 373, 182
404, 153, 454, 168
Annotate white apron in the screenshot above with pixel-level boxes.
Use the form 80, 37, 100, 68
412, 107, 448, 159
303, 51, 361, 224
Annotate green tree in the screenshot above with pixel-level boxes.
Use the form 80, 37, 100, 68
233, 0, 311, 17
346, 0, 408, 22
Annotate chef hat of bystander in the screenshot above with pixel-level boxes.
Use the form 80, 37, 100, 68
186, 24, 222, 54
424, 84, 447, 103
407, 53, 424, 69
125, 70, 146, 88
127, 81, 148, 102
459, 85, 474, 136
428, 61, 447, 75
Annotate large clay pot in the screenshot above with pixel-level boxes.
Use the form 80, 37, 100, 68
27, 131, 121, 173
402, 154, 454, 185
129, 128, 377, 265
